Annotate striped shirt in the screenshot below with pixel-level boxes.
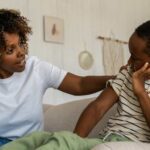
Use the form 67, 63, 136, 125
104, 66, 150, 142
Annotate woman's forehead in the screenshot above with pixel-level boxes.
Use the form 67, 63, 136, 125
3, 33, 20, 45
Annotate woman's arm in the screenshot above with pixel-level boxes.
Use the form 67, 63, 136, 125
73, 86, 118, 137
58, 72, 115, 95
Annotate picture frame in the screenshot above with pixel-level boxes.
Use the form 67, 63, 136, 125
43, 16, 64, 43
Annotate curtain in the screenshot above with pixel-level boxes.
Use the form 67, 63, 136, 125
102, 39, 124, 75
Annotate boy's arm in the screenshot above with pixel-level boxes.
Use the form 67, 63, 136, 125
73, 86, 118, 137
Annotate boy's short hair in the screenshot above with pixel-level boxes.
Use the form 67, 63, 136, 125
135, 20, 150, 55
0, 9, 32, 53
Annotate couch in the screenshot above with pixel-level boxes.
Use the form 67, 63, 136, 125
43, 97, 150, 150
43, 97, 117, 137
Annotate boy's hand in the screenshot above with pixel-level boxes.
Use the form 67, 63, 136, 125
132, 62, 150, 96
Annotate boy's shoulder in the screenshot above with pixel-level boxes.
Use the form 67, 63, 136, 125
112, 67, 131, 82
118, 66, 132, 76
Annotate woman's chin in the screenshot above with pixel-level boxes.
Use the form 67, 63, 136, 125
15, 65, 25, 72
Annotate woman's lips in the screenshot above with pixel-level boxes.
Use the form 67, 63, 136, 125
16, 59, 26, 66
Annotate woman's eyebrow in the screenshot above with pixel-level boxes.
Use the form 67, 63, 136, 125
6, 44, 13, 48
6, 43, 18, 47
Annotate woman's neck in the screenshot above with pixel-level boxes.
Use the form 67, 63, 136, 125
0, 69, 13, 79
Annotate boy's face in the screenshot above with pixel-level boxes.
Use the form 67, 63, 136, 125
129, 32, 150, 72
0, 32, 26, 78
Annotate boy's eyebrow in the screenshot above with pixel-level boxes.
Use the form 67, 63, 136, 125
130, 51, 136, 57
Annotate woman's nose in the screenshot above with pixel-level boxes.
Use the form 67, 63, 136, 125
16, 47, 25, 57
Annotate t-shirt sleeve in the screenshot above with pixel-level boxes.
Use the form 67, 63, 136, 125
107, 69, 127, 96
34, 57, 67, 89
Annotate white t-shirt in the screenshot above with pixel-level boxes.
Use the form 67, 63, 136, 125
0, 56, 67, 140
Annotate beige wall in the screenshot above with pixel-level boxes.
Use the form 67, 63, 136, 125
0, 0, 150, 104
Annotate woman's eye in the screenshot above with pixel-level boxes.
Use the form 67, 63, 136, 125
5, 48, 14, 54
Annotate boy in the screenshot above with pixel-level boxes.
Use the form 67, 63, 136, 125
74, 20, 150, 143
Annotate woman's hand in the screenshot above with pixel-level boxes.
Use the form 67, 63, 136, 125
132, 62, 150, 96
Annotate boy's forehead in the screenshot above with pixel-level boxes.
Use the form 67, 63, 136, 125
129, 33, 146, 50
129, 33, 150, 59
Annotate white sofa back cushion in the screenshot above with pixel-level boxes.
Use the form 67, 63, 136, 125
92, 142, 150, 150
43, 97, 117, 137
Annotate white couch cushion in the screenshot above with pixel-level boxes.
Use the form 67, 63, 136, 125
43, 98, 117, 138
92, 142, 150, 150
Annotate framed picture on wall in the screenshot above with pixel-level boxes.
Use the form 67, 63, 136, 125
43, 16, 64, 43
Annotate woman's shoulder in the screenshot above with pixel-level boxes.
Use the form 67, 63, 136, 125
26, 55, 46, 67
25, 56, 42, 72
26, 55, 57, 72
26, 55, 39, 63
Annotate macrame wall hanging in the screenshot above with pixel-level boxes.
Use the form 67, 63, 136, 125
98, 35, 128, 75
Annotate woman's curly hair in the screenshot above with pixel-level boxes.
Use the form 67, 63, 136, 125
0, 9, 32, 53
